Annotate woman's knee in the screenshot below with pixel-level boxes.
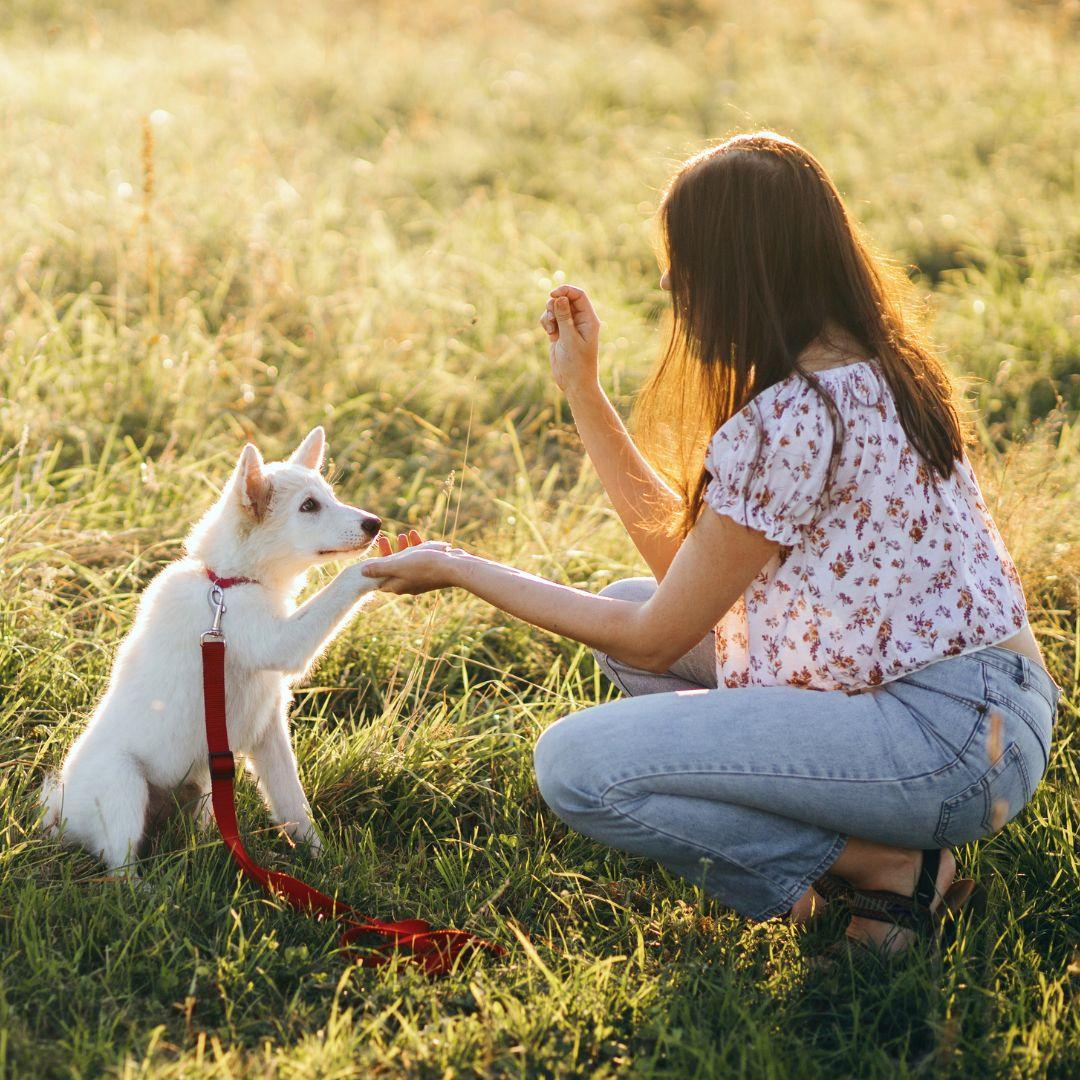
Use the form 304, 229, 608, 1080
598, 577, 656, 603
592, 577, 656, 672
533, 711, 608, 820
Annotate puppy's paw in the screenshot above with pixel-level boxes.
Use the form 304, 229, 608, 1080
283, 819, 323, 858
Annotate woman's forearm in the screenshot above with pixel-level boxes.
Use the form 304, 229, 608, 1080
363, 505, 773, 674
566, 382, 682, 578
448, 551, 659, 668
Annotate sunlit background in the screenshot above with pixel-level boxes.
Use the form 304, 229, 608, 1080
2, 1, 1077, 1075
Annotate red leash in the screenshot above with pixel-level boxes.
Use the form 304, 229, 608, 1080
200, 571, 504, 975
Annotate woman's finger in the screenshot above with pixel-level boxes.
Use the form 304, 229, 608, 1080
377, 533, 393, 557
408, 529, 423, 546
552, 296, 578, 335
550, 284, 598, 326
397, 532, 409, 551
549, 284, 586, 301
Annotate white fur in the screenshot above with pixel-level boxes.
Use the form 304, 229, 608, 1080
39, 427, 382, 873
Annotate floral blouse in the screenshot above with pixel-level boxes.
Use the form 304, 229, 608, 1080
703, 360, 1028, 692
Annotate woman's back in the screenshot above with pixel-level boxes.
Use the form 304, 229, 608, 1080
705, 360, 1028, 691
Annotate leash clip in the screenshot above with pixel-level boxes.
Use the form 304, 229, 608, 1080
202, 583, 227, 644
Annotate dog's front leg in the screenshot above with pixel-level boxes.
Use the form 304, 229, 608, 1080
242, 564, 377, 678
245, 709, 322, 856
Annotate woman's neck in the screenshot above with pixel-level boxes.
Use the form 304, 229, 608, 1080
797, 324, 871, 372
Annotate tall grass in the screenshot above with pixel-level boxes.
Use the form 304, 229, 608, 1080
1, 0, 1077, 1075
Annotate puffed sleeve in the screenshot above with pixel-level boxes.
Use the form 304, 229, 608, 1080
703, 386, 834, 545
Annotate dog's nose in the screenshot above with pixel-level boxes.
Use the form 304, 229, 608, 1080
361, 515, 381, 536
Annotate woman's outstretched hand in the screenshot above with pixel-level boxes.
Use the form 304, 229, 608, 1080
540, 284, 601, 396
363, 530, 462, 595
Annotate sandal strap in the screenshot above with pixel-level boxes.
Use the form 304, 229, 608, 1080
845, 889, 932, 933
811, 874, 854, 902
835, 849, 945, 935
915, 848, 941, 909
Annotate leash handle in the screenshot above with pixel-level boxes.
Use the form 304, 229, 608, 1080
199, 612, 504, 974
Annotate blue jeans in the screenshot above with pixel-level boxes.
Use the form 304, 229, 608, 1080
533, 578, 1061, 920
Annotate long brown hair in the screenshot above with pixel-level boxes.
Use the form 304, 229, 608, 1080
634, 132, 966, 535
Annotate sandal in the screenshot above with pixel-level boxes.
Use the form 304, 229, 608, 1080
815, 849, 985, 965
847, 848, 984, 941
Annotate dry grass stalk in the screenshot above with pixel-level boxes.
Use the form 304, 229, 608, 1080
141, 116, 158, 322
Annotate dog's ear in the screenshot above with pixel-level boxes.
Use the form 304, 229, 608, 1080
289, 427, 326, 472
232, 444, 272, 521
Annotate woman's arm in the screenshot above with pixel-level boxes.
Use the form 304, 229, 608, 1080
362, 511, 777, 672
542, 285, 682, 579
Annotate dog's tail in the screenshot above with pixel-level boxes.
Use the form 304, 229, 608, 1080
38, 772, 65, 836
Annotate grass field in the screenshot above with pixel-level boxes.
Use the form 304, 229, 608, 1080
2, 0, 1078, 1075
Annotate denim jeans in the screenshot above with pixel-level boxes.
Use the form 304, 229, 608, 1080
533, 578, 1061, 920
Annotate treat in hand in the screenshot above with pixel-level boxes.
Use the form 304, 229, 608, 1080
539, 284, 601, 395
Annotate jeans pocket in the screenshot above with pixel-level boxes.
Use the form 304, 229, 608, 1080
934, 742, 1032, 847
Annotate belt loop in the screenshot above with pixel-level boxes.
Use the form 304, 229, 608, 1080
1016, 654, 1030, 689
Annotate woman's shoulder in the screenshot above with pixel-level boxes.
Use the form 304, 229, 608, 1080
714, 370, 834, 454
715, 361, 887, 449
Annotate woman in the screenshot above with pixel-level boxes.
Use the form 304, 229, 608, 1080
363, 133, 1060, 956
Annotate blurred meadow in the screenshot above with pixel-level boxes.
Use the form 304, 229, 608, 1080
1, 0, 1078, 1076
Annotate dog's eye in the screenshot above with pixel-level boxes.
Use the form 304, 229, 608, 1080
299, 497, 321, 513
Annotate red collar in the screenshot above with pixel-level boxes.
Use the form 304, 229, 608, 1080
205, 568, 260, 590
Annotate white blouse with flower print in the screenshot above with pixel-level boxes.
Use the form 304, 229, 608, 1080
703, 360, 1028, 692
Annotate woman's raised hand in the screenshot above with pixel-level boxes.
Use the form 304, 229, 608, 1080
540, 284, 601, 396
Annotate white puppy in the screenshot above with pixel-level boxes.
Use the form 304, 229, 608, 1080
40, 427, 381, 872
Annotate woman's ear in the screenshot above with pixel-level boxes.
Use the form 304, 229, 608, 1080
232, 443, 272, 520
289, 426, 326, 471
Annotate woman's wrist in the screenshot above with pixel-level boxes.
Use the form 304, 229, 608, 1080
563, 376, 605, 409
443, 549, 486, 590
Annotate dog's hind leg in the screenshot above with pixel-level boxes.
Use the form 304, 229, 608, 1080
38, 772, 64, 836
146, 776, 208, 834
246, 711, 321, 856
62, 751, 150, 874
